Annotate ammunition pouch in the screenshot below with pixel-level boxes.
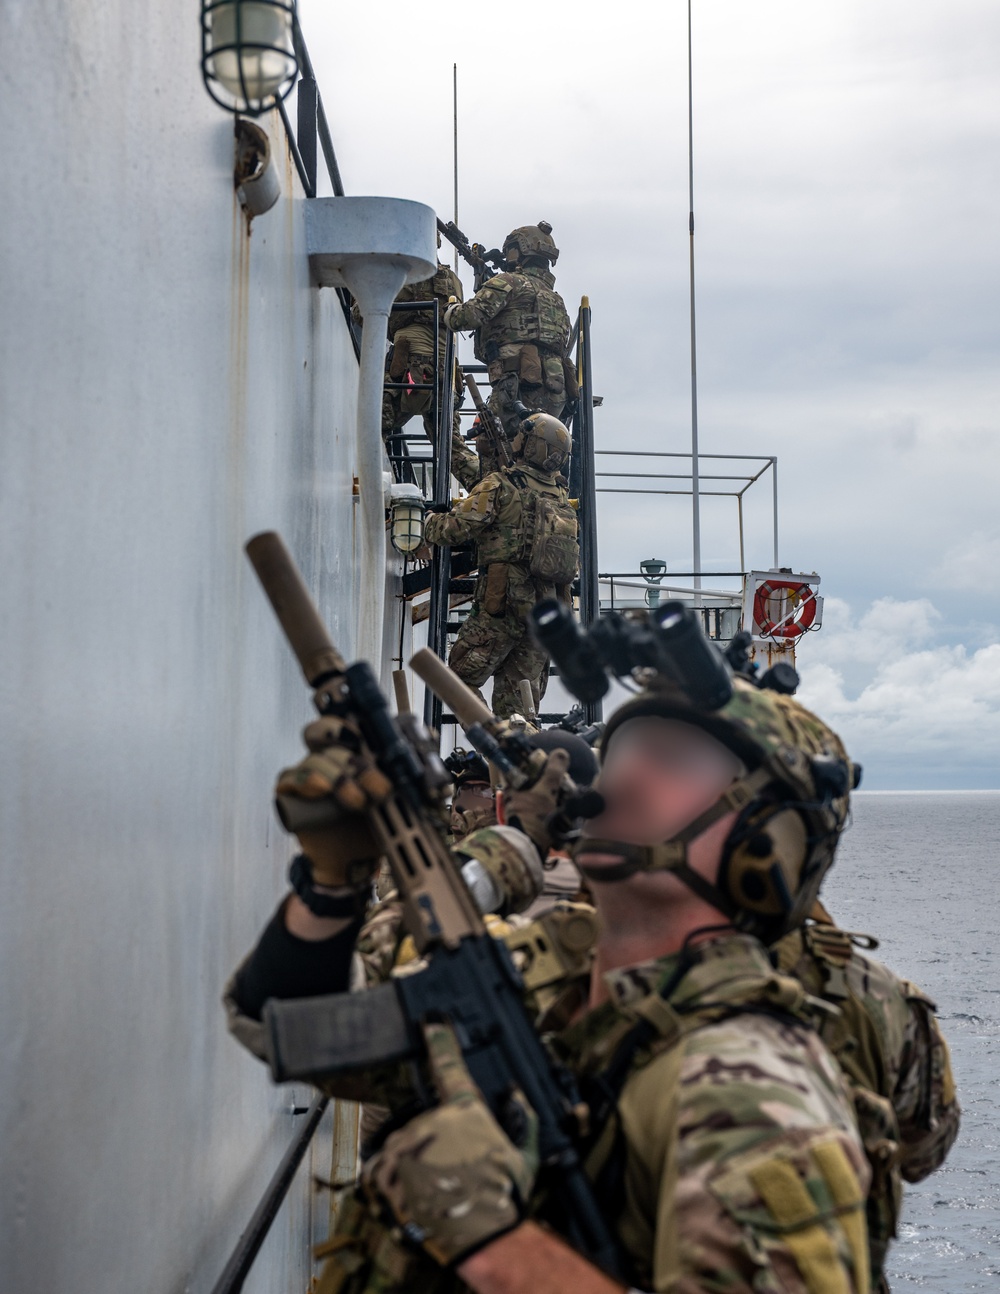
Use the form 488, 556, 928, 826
518, 344, 544, 386
562, 356, 580, 401
483, 563, 509, 616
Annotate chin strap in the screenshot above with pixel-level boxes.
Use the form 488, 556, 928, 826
570, 765, 776, 916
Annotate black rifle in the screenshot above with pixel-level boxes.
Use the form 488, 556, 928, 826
462, 372, 513, 468
437, 218, 504, 292
244, 532, 622, 1279
553, 702, 605, 749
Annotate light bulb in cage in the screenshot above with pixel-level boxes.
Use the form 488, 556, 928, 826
201, 0, 298, 116
389, 483, 427, 555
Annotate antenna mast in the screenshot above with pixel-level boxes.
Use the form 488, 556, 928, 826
452, 63, 459, 272
687, 0, 702, 598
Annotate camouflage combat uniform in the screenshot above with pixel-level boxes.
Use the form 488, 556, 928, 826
354, 264, 481, 492
445, 265, 573, 476
304, 931, 871, 1294
774, 919, 960, 1289
423, 462, 578, 719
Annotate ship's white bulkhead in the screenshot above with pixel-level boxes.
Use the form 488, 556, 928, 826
0, 3, 412, 1288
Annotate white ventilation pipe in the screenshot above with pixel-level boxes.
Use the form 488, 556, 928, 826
305, 198, 436, 669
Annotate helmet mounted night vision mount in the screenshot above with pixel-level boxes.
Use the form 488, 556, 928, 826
529, 600, 858, 939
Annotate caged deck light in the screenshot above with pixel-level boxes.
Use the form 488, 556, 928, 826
201, 0, 298, 116
388, 483, 427, 556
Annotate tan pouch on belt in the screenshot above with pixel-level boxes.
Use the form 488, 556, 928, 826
484, 563, 509, 615
518, 343, 544, 385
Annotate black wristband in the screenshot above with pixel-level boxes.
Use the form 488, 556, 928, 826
289, 854, 367, 919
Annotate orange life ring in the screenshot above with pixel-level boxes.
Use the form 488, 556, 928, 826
752, 579, 818, 640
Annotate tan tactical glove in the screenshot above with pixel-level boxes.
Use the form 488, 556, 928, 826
500, 748, 571, 859
362, 1021, 538, 1266
274, 716, 392, 888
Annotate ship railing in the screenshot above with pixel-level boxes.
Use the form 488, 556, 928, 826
209, 1095, 328, 1294
594, 450, 778, 577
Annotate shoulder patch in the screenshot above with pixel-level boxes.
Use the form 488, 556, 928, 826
479, 274, 515, 297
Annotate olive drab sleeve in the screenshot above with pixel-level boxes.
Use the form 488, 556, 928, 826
423, 473, 502, 548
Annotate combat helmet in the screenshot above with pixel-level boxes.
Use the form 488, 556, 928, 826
580, 676, 858, 941
444, 746, 491, 789
512, 412, 571, 473
503, 221, 559, 268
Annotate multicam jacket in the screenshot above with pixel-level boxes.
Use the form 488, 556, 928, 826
229, 924, 872, 1294
445, 263, 570, 361
546, 933, 872, 1293
423, 462, 576, 617
773, 920, 960, 1287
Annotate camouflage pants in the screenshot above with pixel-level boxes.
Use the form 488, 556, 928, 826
382, 353, 479, 491
448, 603, 549, 720
487, 354, 567, 442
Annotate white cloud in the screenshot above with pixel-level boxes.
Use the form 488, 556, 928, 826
295, 0, 1000, 780
928, 526, 1000, 595
807, 596, 940, 670
796, 596, 1000, 787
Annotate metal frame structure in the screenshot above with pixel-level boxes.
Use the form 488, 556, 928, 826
594, 450, 778, 576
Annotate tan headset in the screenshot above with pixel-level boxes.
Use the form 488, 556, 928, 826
718, 803, 809, 918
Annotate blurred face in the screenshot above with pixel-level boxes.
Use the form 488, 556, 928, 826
580, 718, 744, 868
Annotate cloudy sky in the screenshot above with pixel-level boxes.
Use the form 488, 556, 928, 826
300, 0, 999, 788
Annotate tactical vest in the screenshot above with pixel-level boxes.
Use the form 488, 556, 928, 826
520, 480, 579, 585
553, 962, 867, 1293
774, 923, 902, 1289
387, 265, 461, 339
473, 467, 572, 574
478, 268, 570, 356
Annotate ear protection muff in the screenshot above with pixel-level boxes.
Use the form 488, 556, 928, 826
718, 803, 809, 918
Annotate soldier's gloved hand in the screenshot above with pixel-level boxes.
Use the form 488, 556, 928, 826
362, 1022, 538, 1266
500, 748, 571, 859
443, 297, 460, 329
274, 717, 391, 888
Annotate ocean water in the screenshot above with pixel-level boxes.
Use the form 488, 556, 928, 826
821, 791, 1000, 1291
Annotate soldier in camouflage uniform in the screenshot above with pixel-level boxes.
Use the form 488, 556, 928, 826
444, 222, 575, 478
353, 261, 481, 492
423, 413, 578, 720
225, 672, 881, 1294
